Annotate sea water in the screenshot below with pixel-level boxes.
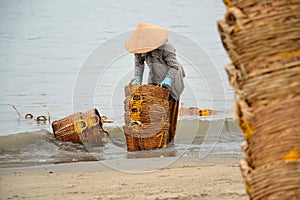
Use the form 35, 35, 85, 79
0, 0, 243, 168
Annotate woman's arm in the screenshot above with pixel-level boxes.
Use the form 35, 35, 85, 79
134, 54, 145, 79
162, 43, 184, 80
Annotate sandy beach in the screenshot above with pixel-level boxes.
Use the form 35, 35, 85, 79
0, 154, 248, 200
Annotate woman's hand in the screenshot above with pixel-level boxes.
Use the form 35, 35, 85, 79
132, 75, 142, 85
160, 77, 172, 87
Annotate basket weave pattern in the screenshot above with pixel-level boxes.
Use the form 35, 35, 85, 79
218, 0, 300, 199
124, 80, 171, 151
52, 108, 107, 144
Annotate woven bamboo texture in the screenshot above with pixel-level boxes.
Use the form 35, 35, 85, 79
52, 108, 109, 144
219, 1, 300, 74
124, 79, 174, 151
218, 0, 300, 199
250, 161, 300, 200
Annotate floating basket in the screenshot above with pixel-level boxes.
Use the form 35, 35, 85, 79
52, 108, 109, 144
124, 79, 177, 151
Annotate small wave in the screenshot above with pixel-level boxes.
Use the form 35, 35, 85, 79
0, 130, 97, 168
0, 130, 53, 152
0, 118, 243, 168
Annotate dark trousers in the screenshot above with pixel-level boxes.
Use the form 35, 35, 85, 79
168, 96, 179, 143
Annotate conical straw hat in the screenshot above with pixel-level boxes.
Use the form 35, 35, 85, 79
125, 22, 168, 54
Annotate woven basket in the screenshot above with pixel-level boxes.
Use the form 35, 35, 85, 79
227, 64, 300, 109
219, 1, 300, 198
124, 124, 169, 151
244, 97, 300, 168
124, 78, 173, 151
52, 108, 109, 144
253, 96, 300, 136
250, 160, 300, 200
240, 147, 300, 199
227, 0, 300, 16
249, 127, 300, 169
219, 1, 300, 74
240, 159, 253, 197
243, 66, 299, 107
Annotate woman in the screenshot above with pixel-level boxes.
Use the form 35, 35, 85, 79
125, 22, 185, 143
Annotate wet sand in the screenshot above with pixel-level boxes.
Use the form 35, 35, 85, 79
0, 154, 248, 200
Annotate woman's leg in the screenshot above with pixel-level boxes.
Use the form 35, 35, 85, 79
168, 96, 179, 143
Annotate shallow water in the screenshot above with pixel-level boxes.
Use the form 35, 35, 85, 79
0, 0, 242, 168
0, 118, 243, 168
